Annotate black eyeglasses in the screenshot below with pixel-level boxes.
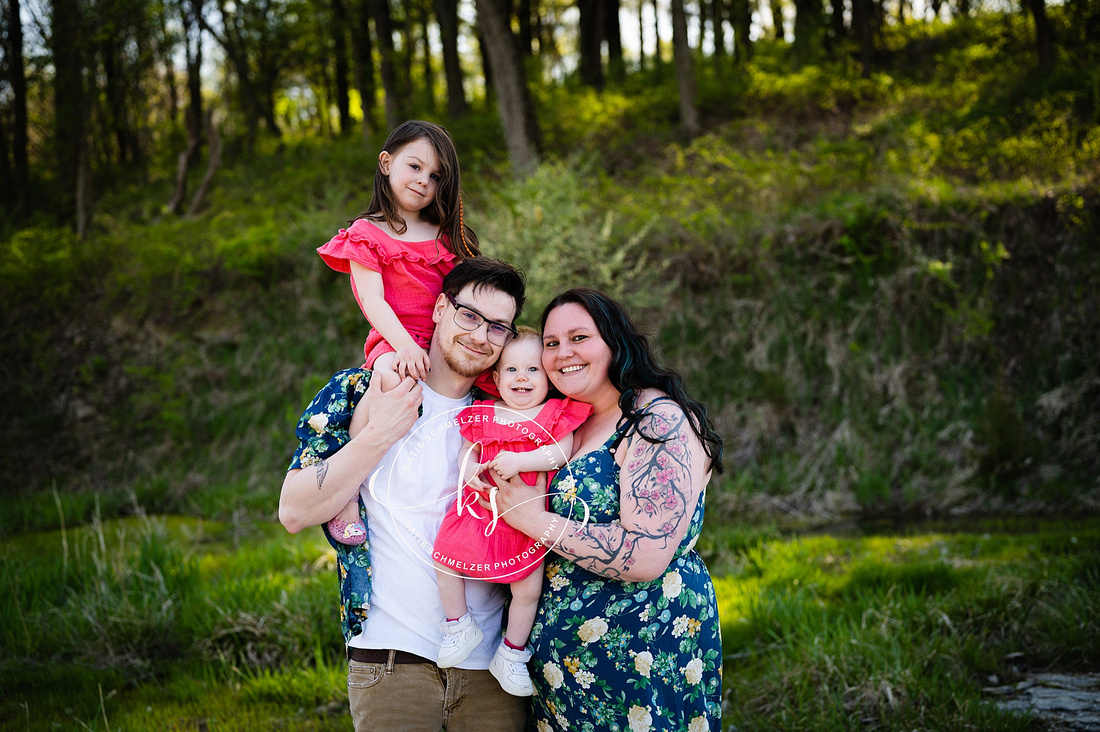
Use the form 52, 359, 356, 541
446, 293, 517, 347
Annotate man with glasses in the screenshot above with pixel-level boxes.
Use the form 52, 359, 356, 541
279, 257, 528, 731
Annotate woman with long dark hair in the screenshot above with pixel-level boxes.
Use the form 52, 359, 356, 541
491, 288, 724, 731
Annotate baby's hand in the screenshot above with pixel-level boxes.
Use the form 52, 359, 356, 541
461, 472, 490, 494
482, 451, 523, 481
393, 346, 431, 381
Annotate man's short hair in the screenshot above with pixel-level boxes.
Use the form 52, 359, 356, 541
441, 257, 527, 324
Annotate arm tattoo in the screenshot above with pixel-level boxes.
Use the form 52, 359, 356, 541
316, 459, 330, 490
554, 405, 697, 580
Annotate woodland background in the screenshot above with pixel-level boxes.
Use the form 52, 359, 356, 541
2, 0, 1100, 727
2, 0, 1098, 528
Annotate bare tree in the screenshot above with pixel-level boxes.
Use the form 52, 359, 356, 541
200, 0, 289, 145
349, 0, 378, 136
731, 0, 754, 60
670, 0, 699, 137
372, 0, 404, 129
851, 0, 874, 76
434, 0, 468, 117
4, 0, 29, 210
578, 0, 604, 87
51, 0, 92, 232
332, 0, 353, 134
605, 0, 624, 82
474, 0, 539, 175
1024, 0, 1054, 68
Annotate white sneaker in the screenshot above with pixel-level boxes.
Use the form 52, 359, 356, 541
489, 640, 534, 696
437, 612, 483, 668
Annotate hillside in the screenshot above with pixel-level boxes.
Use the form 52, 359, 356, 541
1, 13, 1097, 534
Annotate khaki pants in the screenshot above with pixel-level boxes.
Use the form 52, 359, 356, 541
348, 659, 527, 732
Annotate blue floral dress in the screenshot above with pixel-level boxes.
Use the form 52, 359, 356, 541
528, 430, 723, 732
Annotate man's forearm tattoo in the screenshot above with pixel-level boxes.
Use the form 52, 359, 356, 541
316, 459, 330, 490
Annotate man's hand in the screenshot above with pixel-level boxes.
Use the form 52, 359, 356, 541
352, 372, 422, 448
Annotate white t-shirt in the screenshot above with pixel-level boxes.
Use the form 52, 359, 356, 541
348, 384, 507, 669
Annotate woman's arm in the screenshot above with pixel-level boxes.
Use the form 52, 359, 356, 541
351, 263, 431, 380
279, 375, 422, 533
494, 400, 709, 583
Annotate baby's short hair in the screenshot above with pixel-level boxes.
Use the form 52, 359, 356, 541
513, 325, 540, 341
494, 326, 542, 370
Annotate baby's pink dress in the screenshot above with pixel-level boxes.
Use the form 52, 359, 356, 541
318, 219, 456, 368
433, 398, 593, 583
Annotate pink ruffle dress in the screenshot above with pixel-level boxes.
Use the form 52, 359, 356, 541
318, 219, 456, 367
433, 398, 593, 583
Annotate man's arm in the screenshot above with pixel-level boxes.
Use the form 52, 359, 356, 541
279, 374, 422, 533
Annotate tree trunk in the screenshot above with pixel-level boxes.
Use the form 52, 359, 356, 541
652, 0, 662, 65
636, 0, 645, 69
474, 0, 539, 176
670, 0, 699, 137
167, 131, 201, 215
828, 0, 846, 47
1024, 0, 1054, 68
771, 0, 786, 39
7, 0, 29, 209
852, 0, 873, 76
712, 0, 726, 60
188, 112, 222, 214
731, 0, 753, 60
399, 4, 414, 109
518, 0, 534, 54
332, 0, 353, 134
577, 0, 604, 88
419, 5, 435, 110
372, 0, 403, 129
604, 0, 624, 81
478, 30, 494, 98
201, 0, 282, 145
181, 0, 205, 147
434, 0, 468, 118
76, 138, 92, 238
350, 0, 378, 136
52, 0, 90, 229
792, 0, 824, 64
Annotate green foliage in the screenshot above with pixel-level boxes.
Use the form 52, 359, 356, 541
475, 158, 672, 321
3, 10, 1099, 531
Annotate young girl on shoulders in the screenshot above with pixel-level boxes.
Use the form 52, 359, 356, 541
431, 327, 592, 696
317, 120, 479, 545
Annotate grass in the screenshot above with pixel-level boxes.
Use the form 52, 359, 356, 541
2, 510, 1098, 729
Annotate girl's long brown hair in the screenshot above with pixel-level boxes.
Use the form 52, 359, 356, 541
354, 120, 480, 258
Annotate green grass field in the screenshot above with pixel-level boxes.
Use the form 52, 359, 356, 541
2, 512, 1097, 730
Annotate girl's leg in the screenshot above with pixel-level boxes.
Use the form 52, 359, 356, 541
503, 563, 545, 648
434, 564, 469, 620
435, 564, 483, 668
328, 499, 366, 545
488, 564, 542, 696
371, 351, 402, 393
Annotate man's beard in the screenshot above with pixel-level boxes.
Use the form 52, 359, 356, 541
441, 337, 492, 378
